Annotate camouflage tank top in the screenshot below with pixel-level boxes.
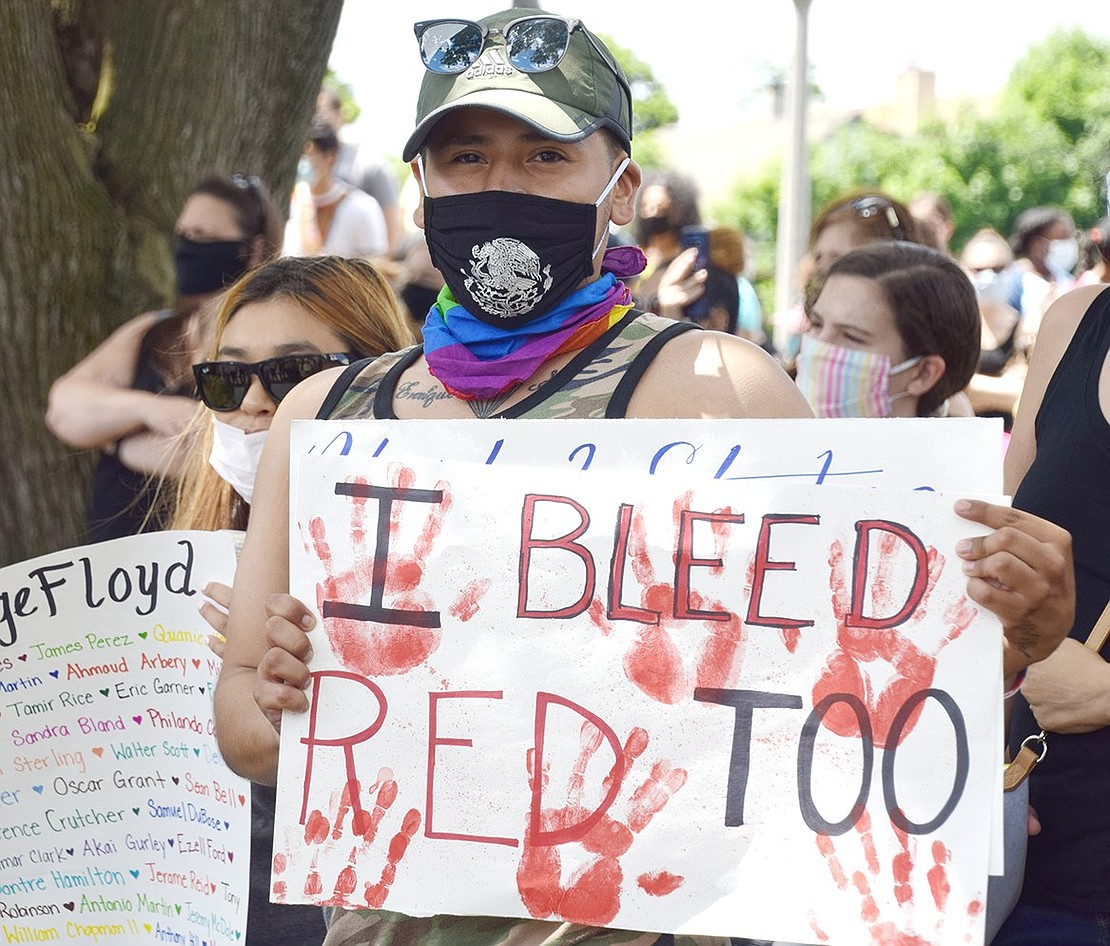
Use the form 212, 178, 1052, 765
318, 311, 728, 945
319, 311, 698, 422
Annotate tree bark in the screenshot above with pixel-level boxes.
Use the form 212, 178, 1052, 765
0, 0, 343, 566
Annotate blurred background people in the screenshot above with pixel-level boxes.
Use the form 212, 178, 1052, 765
773, 190, 923, 366
960, 227, 1026, 431
46, 173, 282, 542
316, 85, 405, 259
705, 225, 766, 346
167, 255, 414, 943
630, 168, 704, 310
1007, 206, 1077, 350
394, 236, 445, 336
283, 117, 388, 261
910, 190, 956, 254
797, 241, 979, 418
1075, 215, 1110, 286
808, 191, 921, 274
655, 252, 740, 335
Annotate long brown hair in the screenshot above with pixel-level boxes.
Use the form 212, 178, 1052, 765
807, 242, 980, 416
167, 256, 415, 532
809, 190, 919, 250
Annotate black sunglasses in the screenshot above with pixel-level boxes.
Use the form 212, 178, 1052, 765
193, 353, 351, 411
850, 196, 907, 242
415, 15, 603, 77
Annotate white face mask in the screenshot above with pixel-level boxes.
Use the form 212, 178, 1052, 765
297, 155, 321, 188
1044, 237, 1078, 280
972, 267, 1018, 307
208, 416, 269, 505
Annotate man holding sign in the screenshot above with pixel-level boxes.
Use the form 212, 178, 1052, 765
215, 9, 1074, 945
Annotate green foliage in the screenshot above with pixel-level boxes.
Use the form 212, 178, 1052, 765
712, 27, 1110, 307
599, 34, 679, 136
1002, 28, 1110, 145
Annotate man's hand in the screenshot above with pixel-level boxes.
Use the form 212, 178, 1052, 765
954, 499, 1074, 678
1023, 638, 1110, 733
253, 593, 316, 733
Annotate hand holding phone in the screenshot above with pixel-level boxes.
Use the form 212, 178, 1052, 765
679, 225, 711, 319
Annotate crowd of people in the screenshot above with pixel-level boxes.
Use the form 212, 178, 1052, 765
35, 7, 1109, 946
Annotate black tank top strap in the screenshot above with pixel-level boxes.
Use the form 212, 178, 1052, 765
1035, 285, 1110, 438
316, 357, 377, 419
373, 347, 424, 419
500, 308, 644, 418
606, 317, 701, 418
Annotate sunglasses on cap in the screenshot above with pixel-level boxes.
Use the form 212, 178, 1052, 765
193, 353, 351, 411
849, 195, 907, 242
415, 15, 599, 76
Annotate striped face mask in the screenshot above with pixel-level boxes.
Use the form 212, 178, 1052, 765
794, 335, 921, 418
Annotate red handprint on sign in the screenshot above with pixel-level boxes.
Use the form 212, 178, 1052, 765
303, 466, 453, 677
593, 494, 749, 705
516, 720, 686, 927
272, 771, 421, 909
809, 812, 983, 945
813, 532, 978, 748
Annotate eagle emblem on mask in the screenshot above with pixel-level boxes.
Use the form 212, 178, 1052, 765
463, 238, 553, 319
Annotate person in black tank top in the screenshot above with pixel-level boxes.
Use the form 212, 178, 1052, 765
993, 284, 1110, 944
46, 174, 283, 543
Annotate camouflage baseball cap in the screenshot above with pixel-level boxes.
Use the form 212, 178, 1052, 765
402, 10, 633, 162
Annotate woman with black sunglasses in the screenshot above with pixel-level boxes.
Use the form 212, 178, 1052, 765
46, 174, 284, 543
165, 254, 413, 945
169, 255, 414, 532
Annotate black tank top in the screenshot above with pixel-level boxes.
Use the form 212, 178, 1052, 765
86, 312, 185, 543
1009, 286, 1110, 911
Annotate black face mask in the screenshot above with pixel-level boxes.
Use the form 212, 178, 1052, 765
173, 236, 250, 296
635, 215, 672, 241
419, 158, 629, 329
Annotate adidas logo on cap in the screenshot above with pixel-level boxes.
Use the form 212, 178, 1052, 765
464, 47, 516, 81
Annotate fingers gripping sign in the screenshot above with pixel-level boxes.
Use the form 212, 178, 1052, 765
253, 593, 317, 733
953, 499, 1074, 674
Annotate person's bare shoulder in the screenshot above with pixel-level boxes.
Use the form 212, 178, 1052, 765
626, 328, 814, 419
1005, 284, 1108, 492
277, 364, 351, 421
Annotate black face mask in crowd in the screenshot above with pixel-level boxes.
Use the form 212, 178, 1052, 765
635, 215, 672, 241
419, 158, 630, 328
173, 236, 250, 296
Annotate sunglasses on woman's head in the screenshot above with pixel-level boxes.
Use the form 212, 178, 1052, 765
193, 353, 351, 411
415, 15, 611, 78
850, 196, 907, 242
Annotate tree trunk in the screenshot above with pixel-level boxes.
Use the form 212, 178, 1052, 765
0, 0, 343, 566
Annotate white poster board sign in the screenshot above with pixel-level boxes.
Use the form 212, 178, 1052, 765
290, 417, 1004, 494
277, 419, 1006, 945
0, 531, 249, 945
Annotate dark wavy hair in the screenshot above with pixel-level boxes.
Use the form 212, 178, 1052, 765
1008, 206, 1073, 258
808, 242, 980, 416
632, 169, 701, 244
